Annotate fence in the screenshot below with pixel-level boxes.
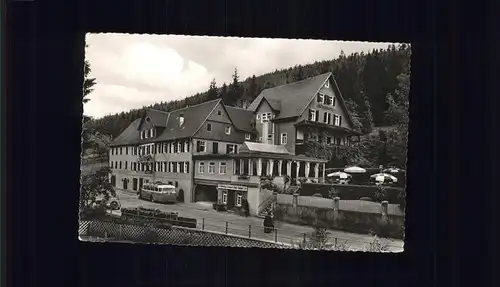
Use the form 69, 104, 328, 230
79, 219, 294, 249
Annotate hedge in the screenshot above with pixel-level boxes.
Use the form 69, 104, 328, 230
121, 207, 197, 228
300, 183, 405, 203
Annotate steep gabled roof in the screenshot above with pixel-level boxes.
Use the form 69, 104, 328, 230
156, 99, 220, 141
109, 118, 142, 147
248, 73, 331, 119
145, 108, 169, 127
225, 106, 255, 133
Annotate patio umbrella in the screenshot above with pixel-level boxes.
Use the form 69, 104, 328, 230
383, 167, 405, 174
344, 166, 367, 174
371, 173, 398, 183
327, 171, 352, 179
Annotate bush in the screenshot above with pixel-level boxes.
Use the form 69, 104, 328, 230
364, 236, 390, 252
80, 206, 107, 220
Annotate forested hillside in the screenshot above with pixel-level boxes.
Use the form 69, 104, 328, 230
84, 44, 411, 139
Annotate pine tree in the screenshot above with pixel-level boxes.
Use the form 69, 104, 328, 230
83, 45, 96, 102
226, 68, 243, 106
220, 82, 229, 101
207, 78, 218, 101
248, 75, 260, 100
292, 65, 305, 82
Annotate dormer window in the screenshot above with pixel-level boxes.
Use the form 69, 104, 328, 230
225, 126, 231, 135
179, 114, 185, 127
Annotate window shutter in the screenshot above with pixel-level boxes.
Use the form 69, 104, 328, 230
235, 145, 238, 154
196, 141, 201, 152
315, 110, 319, 122
186, 162, 190, 173
333, 97, 336, 106
339, 116, 342, 126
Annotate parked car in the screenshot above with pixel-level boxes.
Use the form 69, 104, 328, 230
94, 195, 121, 210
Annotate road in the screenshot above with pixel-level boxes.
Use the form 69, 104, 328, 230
114, 189, 404, 252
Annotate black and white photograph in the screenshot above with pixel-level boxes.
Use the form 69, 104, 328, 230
79, 33, 410, 252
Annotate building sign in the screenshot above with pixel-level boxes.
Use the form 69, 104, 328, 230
217, 184, 248, 191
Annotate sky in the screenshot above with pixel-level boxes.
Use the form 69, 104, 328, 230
84, 33, 398, 118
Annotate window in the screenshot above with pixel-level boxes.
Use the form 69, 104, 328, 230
226, 144, 237, 154
326, 136, 332, 144
334, 115, 341, 126
207, 123, 212, 131
172, 162, 178, 173
281, 133, 288, 145
111, 148, 114, 155
324, 96, 333, 106
120, 147, 123, 155
185, 141, 189, 152
256, 114, 260, 120
197, 141, 206, 152
219, 162, 227, 174
185, 162, 189, 173
236, 193, 243, 207
267, 134, 273, 144
332, 96, 336, 106
208, 162, 216, 174
119, 161, 122, 169
152, 128, 155, 138
317, 93, 324, 104
323, 112, 328, 123
179, 162, 184, 173
327, 113, 332, 125
217, 110, 222, 116
199, 162, 205, 174
225, 126, 231, 135
179, 115, 185, 127
222, 191, 228, 204
140, 131, 144, 139
324, 81, 329, 88
245, 133, 251, 140
177, 141, 182, 153
261, 112, 272, 123
309, 109, 317, 121
125, 161, 128, 170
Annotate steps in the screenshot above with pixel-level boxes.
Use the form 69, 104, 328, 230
258, 194, 277, 217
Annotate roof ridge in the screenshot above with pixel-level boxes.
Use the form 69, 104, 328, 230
262, 72, 332, 91
166, 98, 221, 113
226, 105, 251, 111
146, 108, 170, 114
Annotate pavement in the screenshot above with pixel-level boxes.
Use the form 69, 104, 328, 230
113, 188, 404, 252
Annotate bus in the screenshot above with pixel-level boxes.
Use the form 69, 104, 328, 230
138, 182, 178, 204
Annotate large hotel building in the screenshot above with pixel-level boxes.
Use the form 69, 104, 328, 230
108, 72, 360, 215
